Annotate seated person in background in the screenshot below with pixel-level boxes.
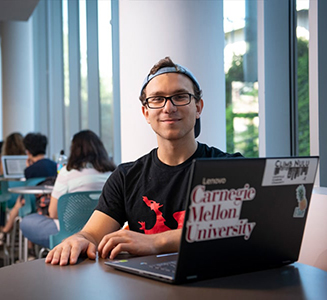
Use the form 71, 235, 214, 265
23, 133, 57, 179
0, 132, 27, 239
0, 132, 57, 235
0, 132, 26, 176
46, 56, 242, 266
20, 130, 116, 248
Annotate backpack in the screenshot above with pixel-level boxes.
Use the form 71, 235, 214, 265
35, 176, 56, 216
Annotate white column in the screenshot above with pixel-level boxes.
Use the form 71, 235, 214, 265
1, 21, 34, 137
119, 1, 225, 162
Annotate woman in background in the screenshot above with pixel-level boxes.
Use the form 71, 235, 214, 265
20, 130, 116, 248
0, 132, 26, 176
0, 133, 26, 243
0, 132, 56, 238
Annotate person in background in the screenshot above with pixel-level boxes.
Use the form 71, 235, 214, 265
0, 132, 26, 176
23, 133, 57, 179
46, 56, 242, 266
0, 133, 57, 236
0, 133, 26, 243
20, 130, 116, 248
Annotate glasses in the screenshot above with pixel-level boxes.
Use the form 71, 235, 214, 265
145, 93, 195, 109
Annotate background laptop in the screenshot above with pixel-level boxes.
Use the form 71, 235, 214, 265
105, 156, 319, 284
1, 155, 28, 179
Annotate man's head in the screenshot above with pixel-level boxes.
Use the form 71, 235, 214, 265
23, 133, 48, 157
140, 57, 203, 138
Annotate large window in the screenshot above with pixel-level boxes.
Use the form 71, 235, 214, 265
61, 0, 114, 157
224, 0, 310, 158
224, 0, 258, 157
98, 0, 114, 158
79, 0, 88, 131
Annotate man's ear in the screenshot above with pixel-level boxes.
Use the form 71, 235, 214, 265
196, 99, 204, 118
142, 105, 151, 124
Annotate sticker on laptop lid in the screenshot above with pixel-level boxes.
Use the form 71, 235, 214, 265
185, 184, 256, 243
262, 158, 318, 186
293, 184, 307, 218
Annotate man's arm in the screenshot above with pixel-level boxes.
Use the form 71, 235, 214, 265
45, 210, 120, 266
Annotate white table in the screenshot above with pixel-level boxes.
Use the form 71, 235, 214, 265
8, 185, 54, 194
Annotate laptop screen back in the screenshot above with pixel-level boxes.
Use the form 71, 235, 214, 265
174, 156, 319, 282
1, 155, 28, 179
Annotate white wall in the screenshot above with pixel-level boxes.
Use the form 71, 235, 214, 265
1, 20, 34, 138
119, 1, 226, 162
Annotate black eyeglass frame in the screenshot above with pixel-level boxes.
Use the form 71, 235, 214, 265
144, 93, 196, 109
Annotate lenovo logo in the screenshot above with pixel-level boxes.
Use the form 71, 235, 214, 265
202, 177, 226, 185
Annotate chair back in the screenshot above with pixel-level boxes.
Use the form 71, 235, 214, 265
19, 177, 47, 217
49, 191, 101, 249
0, 180, 26, 206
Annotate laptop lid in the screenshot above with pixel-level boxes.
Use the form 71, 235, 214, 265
106, 156, 319, 284
1, 155, 28, 179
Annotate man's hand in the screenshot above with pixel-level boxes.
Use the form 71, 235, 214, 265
45, 233, 96, 266
98, 229, 182, 259
45, 211, 120, 266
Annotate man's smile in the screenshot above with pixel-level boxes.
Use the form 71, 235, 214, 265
160, 118, 181, 124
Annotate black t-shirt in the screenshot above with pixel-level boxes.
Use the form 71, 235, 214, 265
96, 143, 242, 234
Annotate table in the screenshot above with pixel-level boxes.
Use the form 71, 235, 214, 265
0, 176, 25, 182
0, 258, 326, 300
8, 185, 54, 194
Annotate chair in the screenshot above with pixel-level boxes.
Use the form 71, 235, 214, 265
39, 191, 101, 258
0, 180, 26, 266
0, 180, 26, 207
10, 177, 46, 263
49, 191, 102, 249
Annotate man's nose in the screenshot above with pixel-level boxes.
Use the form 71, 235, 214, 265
163, 98, 177, 112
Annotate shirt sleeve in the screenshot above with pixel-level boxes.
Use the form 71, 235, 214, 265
51, 166, 69, 199
95, 165, 127, 227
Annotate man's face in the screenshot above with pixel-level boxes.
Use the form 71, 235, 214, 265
142, 73, 203, 142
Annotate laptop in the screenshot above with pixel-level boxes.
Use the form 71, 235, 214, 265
1, 155, 28, 179
105, 156, 319, 284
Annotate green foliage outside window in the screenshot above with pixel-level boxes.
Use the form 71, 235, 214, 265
225, 38, 309, 157
225, 54, 259, 157
297, 38, 310, 156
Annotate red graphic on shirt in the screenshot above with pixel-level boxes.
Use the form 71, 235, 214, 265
138, 196, 185, 234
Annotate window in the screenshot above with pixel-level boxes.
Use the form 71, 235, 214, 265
296, 0, 310, 156
79, 0, 88, 131
59, 0, 114, 156
98, 0, 114, 158
224, 0, 258, 157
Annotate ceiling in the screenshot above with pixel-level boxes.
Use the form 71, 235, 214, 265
0, 0, 40, 21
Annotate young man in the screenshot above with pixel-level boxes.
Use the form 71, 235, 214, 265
46, 57, 241, 266
23, 133, 57, 178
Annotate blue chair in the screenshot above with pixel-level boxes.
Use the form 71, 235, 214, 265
49, 191, 101, 249
0, 180, 26, 207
